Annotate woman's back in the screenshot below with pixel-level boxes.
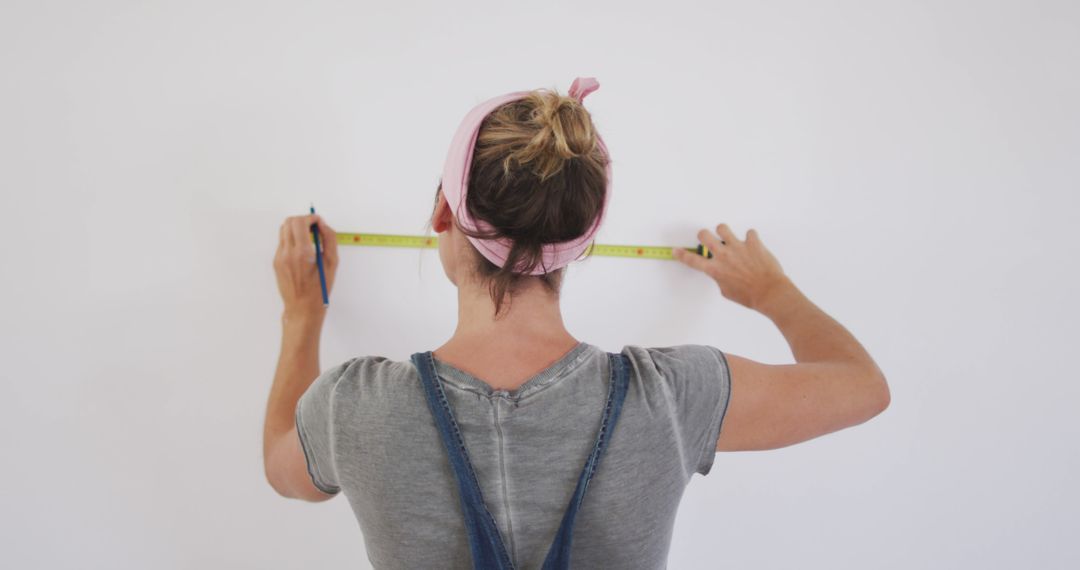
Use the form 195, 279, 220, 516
295, 341, 732, 569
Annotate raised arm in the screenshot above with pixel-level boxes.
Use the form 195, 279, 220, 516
673, 224, 890, 451
264, 213, 341, 500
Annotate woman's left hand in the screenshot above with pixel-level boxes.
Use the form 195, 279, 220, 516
273, 214, 339, 318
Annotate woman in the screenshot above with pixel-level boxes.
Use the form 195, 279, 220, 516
263, 77, 890, 569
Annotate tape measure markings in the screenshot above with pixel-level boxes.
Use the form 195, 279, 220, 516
332, 232, 712, 260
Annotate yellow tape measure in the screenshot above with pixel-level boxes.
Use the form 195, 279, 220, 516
335, 232, 713, 260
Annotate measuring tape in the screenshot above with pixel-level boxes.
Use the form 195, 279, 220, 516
335, 232, 713, 260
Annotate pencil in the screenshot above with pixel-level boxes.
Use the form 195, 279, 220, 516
309, 204, 329, 306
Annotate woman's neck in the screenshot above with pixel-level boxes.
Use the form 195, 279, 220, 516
433, 281, 579, 376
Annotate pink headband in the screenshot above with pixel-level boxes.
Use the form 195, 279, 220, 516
439, 77, 613, 275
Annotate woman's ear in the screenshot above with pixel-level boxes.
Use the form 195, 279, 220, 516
432, 190, 453, 233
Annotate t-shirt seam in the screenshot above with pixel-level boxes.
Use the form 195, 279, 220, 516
294, 399, 342, 495
435, 347, 598, 403
295, 358, 358, 495
696, 347, 731, 476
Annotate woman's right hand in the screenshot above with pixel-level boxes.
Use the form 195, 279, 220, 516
672, 224, 792, 313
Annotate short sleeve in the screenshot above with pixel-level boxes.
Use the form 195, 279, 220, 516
294, 358, 357, 495
642, 344, 732, 476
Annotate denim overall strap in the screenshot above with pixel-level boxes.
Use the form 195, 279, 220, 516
410, 350, 632, 570
411, 350, 516, 570
540, 352, 631, 570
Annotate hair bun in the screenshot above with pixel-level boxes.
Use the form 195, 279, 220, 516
502, 89, 599, 183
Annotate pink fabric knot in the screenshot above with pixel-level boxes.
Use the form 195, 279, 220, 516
568, 77, 600, 103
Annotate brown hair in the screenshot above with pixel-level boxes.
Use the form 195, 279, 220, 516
426, 86, 610, 319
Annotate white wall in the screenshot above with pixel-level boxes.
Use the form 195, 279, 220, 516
1, 1, 1077, 568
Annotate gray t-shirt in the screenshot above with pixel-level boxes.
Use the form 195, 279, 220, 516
295, 341, 732, 569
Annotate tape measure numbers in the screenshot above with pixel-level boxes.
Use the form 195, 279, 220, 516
334, 232, 714, 260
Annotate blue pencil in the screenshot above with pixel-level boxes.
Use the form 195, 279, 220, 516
309, 204, 329, 306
